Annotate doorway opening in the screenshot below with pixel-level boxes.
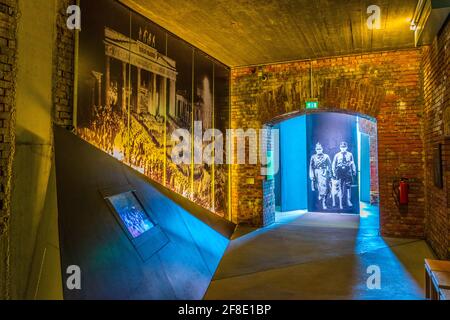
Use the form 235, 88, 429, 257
273, 111, 379, 231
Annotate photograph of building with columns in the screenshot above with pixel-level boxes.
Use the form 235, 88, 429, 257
76, 0, 229, 216
1, 0, 450, 305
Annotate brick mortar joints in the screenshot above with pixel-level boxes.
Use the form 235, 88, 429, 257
0, 0, 18, 301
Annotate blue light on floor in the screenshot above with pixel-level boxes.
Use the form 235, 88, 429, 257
208, 203, 433, 300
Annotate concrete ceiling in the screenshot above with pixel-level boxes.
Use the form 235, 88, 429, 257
120, 0, 419, 67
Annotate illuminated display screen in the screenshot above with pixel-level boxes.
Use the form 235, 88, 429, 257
306, 101, 319, 109
107, 192, 154, 238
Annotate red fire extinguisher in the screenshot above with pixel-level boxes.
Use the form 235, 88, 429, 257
399, 179, 409, 205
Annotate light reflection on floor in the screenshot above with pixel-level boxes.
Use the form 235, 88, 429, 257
205, 203, 435, 300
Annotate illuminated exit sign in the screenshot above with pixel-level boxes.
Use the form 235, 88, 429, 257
306, 100, 319, 109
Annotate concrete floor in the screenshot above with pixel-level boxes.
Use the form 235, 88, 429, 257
205, 204, 435, 300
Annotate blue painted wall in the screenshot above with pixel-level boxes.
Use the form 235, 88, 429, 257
274, 124, 281, 209
360, 133, 371, 203
279, 116, 308, 212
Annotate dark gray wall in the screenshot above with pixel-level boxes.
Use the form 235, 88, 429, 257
54, 126, 234, 300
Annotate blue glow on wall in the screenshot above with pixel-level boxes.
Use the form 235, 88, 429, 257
279, 116, 308, 212
107, 191, 154, 239
359, 133, 371, 203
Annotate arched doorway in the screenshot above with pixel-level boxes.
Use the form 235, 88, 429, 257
230, 65, 424, 239
267, 110, 379, 231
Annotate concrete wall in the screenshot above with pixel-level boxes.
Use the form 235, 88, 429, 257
8, 0, 62, 299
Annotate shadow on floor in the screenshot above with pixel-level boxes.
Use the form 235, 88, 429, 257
205, 203, 435, 300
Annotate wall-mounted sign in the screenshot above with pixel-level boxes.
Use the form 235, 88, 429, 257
306, 100, 319, 109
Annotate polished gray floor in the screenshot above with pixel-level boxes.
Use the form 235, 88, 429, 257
205, 204, 435, 300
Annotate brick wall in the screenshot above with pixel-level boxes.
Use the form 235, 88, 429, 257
261, 126, 275, 226
422, 18, 450, 259
54, 0, 74, 127
231, 49, 425, 238
0, 0, 17, 300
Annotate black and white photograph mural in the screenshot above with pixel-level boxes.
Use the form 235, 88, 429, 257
192, 51, 214, 209
309, 142, 332, 210
307, 113, 360, 214
76, 0, 230, 217
213, 64, 230, 215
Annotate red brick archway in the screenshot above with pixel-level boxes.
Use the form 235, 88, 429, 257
230, 49, 425, 238
260, 109, 379, 227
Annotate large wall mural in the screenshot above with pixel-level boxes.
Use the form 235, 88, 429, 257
76, 0, 230, 217
307, 113, 360, 214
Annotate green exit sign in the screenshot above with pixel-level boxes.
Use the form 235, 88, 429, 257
306, 101, 319, 109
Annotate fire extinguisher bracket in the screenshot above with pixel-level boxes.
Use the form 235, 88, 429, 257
392, 178, 409, 210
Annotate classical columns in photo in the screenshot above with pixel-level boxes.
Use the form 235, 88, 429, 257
136, 67, 141, 114
159, 76, 167, 116
91, 71, 103, 108
105, 56, 110, 108
101, 63, 176, 118
169, 79, 176, 118
121, 61, 127, 112
104, 29, 177, 118
151, 72, 157, 115
104, 60, 176, 118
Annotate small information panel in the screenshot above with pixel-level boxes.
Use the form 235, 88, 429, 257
107, 191, 154, 239
105, 189, 169, 261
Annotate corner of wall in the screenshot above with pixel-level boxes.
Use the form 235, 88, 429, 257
8, 0, 64, 299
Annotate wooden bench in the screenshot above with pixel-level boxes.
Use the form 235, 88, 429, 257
425, 259, 450, 300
